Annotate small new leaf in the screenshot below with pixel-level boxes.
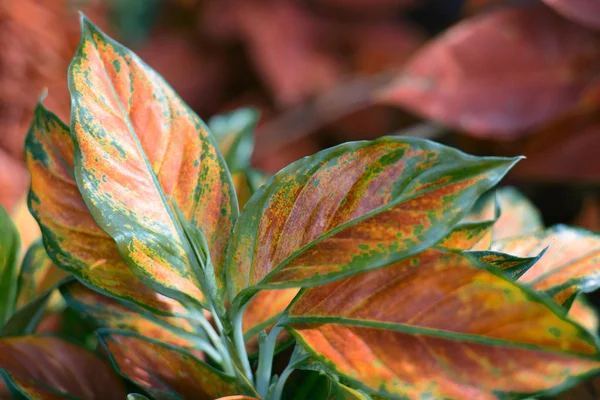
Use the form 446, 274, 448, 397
0, 206, 20, 326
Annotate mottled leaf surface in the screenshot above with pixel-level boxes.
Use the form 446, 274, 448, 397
0, 336, 125, 399
226, 136, 518, 305
68, 17, 237, 306
61, 281, 196, 349
378, 3, 600, 136
494, 225, 600, 305
98, 330, 245, 400
16, 239, 68, 309
467, 186, 543, 241
284, 250, 600, 399
26, 102, 184, 315
0, 206, 19, 326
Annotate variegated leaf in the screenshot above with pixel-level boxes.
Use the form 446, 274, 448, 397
26, 102, 185, 315
283, 249, 600, 399
98, 330, 250, 400
0, 336, 125, 399
494, 225, 600, 306
226, 137, 519, 307
68, 16, 237, 307
61, 281, 197, 349
16, 239, 68, 309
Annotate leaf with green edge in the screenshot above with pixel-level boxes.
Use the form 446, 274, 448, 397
468, 186, 543, 241
97, 330, 250, 400
26, 100, 186, 316
0, 336, 125, 399
16, 239, 69, 309
209, 107, 259, 174
128, 394, 150, 400
1, 368, 68, 400
493, 225, 600, 306
68, 16, 237, 308
226, 136, 520, 308
466, 249, 546, 281
282, 249, 600, 399
60, 281, 198, 350
330, 381, 373, 400
1, 277, 72, 337
0, 205, 20, 326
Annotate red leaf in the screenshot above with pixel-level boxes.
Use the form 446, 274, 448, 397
378, 3, 600, 137
543, 0, 600, 30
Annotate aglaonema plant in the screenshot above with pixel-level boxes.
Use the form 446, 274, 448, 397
6, 14, 600, 400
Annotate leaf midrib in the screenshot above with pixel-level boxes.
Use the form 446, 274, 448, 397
85, 26, 204, 294
283, 315, 599, 358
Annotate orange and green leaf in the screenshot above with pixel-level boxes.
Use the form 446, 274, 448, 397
494, 225, 600, 306
283, 249, 600, 399
569, 295, 599, 334
226, 137, 519, 307
243, 288, 299, 354
0, 205, 20, 325
61, 281, 197, 349
98, 330, 250, 399
68, 16, 237, 307
26, 101, 185, 315
0, 336, 125, 399
16, 239, 68, 309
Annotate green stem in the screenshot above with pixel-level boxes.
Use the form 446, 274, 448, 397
194, 311, 235, 376
232, 305, 253, 383
271, 365, 294, 400
256, 325, 283, 397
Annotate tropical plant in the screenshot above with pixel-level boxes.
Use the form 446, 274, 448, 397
1, 15, 600, 400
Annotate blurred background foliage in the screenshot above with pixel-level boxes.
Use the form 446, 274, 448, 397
0, 0, 598, 245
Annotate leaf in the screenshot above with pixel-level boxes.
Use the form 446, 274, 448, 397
68, 16, 237, 307
569, 295, 599, 334
467, 250, 544, 281
282, 249, 600, 399
16, 239, 69, 309
98, 330, 247, 400
128, 394, 150, 400
542, 0, 600, 30
493, 225, 600, 306
436, 219, 495, 251
226, 136, 519, 306
26, 100, 185, 315
467, 186, 543, 240
209, 107, 259, 173
61, 281, 197, 349
0, 205, 20, 326
243, 288, 299, 354
377, 3, 600, 136
1, 286, 54, 337
0, 336, 125, 399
